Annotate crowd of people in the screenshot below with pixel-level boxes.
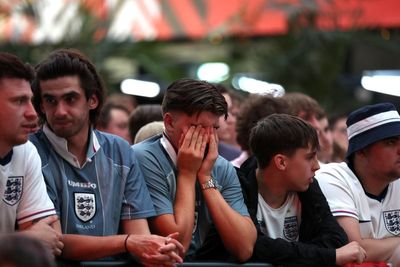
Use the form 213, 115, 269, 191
1, 48, 400, 267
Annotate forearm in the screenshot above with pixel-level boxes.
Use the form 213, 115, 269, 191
61, 234, 126, 260
172, 175, 196, 249
150, 173, 196, 251
202, 188, 256, 262
360, 237, 400, 262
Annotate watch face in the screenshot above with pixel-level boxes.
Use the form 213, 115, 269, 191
210, 179, 216, 187
202, 178, 217, 189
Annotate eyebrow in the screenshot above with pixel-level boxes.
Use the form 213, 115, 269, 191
42, 91, 80, 98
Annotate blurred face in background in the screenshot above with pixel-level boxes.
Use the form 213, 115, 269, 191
217, 93, 238, 147
331, 117, 348, 152
98, 107, 131, 143
306, 115, 333, 163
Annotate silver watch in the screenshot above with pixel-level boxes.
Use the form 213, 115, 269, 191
201, 177, 217, 190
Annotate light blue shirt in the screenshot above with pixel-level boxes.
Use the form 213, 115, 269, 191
30, 126, 155, 236
132, 134, 249, 257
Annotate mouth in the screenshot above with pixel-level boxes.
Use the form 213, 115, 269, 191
22, 123, 38, 132
53, 121, 71, 127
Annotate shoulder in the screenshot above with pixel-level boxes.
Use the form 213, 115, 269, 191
12, 141, 39, 159
132, 134, 162, 151
213, 156, 237, 175
316, 162, 356, 184
95, 130, 130, 148
390, 179, 400, 191
131, 135, 163, 162
28, 130, 46, 146
94, 130, 133, 155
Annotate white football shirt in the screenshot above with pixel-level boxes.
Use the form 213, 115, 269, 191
256, 192, 302, 241
0, 141, 55, 232
316, 162, 400, 238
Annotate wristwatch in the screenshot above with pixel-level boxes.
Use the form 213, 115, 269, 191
201, 177, 217, 190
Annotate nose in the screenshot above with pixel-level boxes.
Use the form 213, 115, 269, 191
226, 112, 236, 124
54, 102, 67, 117
312, 158, 320, 172
25, 101, 38, 121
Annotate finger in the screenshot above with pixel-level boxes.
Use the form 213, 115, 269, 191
165, 238, 184, 254
212, 127, 219, 143
206, 128, 218, 157
167, 232, 179, 239
54, 247, 62, 256
194, 127, 205, 151
158, 243, 177, 252
142, 253, 173, 264
180, 126, 195, 149
166, 251, 183, 263
189, 125, 202, 149
56, 240, 64, 250
178, 133, 185, 148
213, 128, 219, 147
38, 215, 58, 225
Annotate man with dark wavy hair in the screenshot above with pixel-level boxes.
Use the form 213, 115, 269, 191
133, 78, 256, 262
30, 49, 183, 265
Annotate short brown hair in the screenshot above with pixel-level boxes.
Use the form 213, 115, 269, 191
282, 92, 325, 120
236, 94, 288, 151
162, 78, 228, 119
0, 52, 34, 82
250, 114, 319, 169
129, 104, 163, 142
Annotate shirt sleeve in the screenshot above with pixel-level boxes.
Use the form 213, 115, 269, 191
133, 148, 174, 216
120, 148, 156, 220
315, 166, 360, 220
17, 142, 56, 224
215, 157, 250, 217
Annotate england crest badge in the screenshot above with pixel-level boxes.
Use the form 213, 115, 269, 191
74, 193, 96, 222
383, 210, 400, 236
3, 176, 23, 206
283, 216, 299, 241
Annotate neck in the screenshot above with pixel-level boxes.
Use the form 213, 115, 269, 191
163, 131, 178, 153
353, 159, 390, 196
0, 143, 12, 159
66, 125, 91, 166
256, 168, 288, 208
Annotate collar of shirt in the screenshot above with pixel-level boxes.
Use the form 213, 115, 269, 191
160, 132, 177, 167
0, 149, 13, 166
43, 123, 100, 169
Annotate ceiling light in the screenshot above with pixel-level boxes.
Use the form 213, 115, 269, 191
120, 79, 160, 98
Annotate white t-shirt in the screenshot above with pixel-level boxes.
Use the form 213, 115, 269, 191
256, 192, 302, 241
0, 141, 56, 232
316, 162, 400, 238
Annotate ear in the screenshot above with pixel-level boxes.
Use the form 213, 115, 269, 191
273, 154, 287, 171
163, 113, 174, 132
88, 94, 99, 110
